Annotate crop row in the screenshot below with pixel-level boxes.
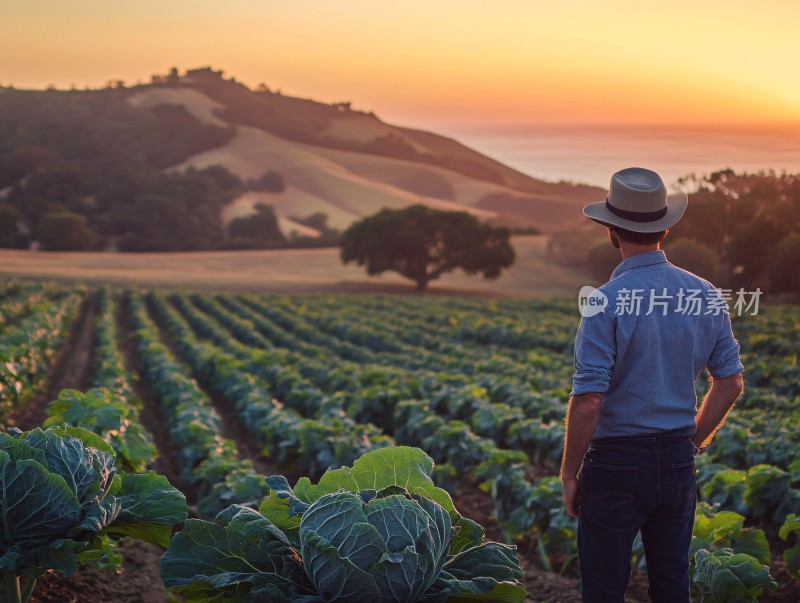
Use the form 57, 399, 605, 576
124, 290, 271, 517
157, 291, 565, 546
236, 293, 572, 398
4, 279, 796, 593
159, 291, 800, 583
0, 284, 56, 335
149, 291, 392, 476
239, 293, 800, 472
43, 288, 158, 474
0, 285, 84, 417
214, 294, 569, 465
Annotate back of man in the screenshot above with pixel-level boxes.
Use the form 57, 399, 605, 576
560, 168, 744, 602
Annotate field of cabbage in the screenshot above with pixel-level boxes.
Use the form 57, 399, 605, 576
0, 279, 798, 602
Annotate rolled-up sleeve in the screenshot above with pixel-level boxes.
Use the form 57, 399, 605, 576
706, 312, 744, 378
570, 311, 616, 396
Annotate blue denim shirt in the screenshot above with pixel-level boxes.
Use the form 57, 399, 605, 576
571, 250, 744, 439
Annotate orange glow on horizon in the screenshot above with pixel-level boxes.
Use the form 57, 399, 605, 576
1, 0, 799, 128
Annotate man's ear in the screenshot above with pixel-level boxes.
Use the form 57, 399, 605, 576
608, 227, 621, 250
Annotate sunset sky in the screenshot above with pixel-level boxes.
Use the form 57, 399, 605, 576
2, 0, 799, 128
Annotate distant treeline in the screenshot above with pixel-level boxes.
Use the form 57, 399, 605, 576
0, 86, 335, 251
549, 170, 800, 296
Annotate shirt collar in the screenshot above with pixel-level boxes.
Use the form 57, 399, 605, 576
610, 250, 668, 280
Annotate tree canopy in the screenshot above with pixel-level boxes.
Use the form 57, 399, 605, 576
36, 210, 101, 251
549, 170, 800, 296
227, 203, 286, 248
672, 170, 800, 293
340, 204, 515, 291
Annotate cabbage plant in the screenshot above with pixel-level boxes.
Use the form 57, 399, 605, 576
44, 388, 156, 473
0, 426, 187, 603
691, 548, 777, 602
779, 513, 800, 579
299, 488, 450, 602
162, 446, 525, 602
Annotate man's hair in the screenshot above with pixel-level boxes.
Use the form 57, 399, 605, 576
611, 227, 668, 245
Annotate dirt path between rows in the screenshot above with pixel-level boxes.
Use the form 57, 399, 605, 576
8, 293, 96, 431
116, 292, 188, 502
451, 478, 584, 603
24, 539, 169, 603
145, 293, 276, 477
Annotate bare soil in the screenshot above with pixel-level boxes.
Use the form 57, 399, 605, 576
7, 293, 96, 431
20, 540, 170, 603
762, 557, 800, 602
452, 478, 584, 603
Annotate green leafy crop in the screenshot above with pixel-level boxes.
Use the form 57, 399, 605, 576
298, 488, 451, 602
779, 513, 800, 580
691, 548, 777, 602
690, 503, 771, 565
162, 447, 526, 602
44, 389, 156, 473
0, 425, 187, 603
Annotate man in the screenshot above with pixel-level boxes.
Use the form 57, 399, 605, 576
560, 167, 744, 602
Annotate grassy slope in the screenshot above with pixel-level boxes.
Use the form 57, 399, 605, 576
2, 79, 604, 243
173, 125, 498, 229
0, 236, 594, 297
127, 83, 603, 233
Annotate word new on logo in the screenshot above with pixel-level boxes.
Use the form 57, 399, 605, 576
578, 286, 609, 317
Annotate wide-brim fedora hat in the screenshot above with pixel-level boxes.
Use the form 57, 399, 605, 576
583, 167, 688, 233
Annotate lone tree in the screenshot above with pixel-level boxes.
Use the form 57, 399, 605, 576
341, 204, 515, 291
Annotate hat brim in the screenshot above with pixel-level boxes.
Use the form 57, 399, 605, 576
582, 192, 688, 233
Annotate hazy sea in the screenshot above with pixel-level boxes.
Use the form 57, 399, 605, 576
440, 123, 800, 189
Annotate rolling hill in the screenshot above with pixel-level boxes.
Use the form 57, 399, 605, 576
164, 67, 601, 234
0, 66, 603, 250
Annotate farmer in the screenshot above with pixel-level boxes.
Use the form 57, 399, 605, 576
560, 167, 744, 602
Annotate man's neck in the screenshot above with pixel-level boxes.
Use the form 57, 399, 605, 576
619, 242, 661, 260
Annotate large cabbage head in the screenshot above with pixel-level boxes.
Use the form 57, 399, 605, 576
0, 425, 187, 579
0, 426, 117, 556
299, 486, 451, 603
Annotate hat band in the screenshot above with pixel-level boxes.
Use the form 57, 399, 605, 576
605, 199, 668, 223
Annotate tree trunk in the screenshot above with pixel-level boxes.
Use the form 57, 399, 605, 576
414, 278, 429, 292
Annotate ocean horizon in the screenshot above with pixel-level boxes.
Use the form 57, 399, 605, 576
434, 122, 800, 190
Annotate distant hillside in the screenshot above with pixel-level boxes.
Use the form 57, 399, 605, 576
0, 67, 602, 252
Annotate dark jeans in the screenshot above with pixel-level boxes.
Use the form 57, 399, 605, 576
577, 428, 698, 603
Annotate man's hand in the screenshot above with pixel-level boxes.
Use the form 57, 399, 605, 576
560, 392, 600, 519
694, 372, 744, 449
562, 477, 580, 518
